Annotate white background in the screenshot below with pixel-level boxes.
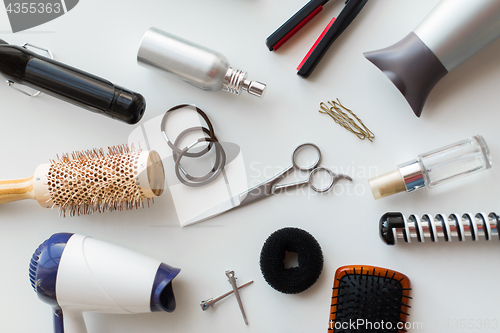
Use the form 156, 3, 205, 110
1, 0, 500, 332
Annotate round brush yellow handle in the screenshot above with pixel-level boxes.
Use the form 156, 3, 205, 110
0, 176, 35, 204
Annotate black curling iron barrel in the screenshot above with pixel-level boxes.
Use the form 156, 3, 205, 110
0, 40, 146, 124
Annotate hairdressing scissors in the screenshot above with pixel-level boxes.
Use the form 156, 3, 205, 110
187, 143, 352, 225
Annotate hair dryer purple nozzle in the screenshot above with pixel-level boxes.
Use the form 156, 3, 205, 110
29, 233, 180, 333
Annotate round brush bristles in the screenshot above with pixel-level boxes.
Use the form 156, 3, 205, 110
46, 144, 150, 216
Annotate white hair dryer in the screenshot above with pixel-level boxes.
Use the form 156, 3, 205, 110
29, 233, 181, 333
364, 0, 500, 117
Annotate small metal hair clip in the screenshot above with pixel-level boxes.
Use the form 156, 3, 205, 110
200, 280, 253, 311
226, 270, 249, 325
200, 270, 253, 325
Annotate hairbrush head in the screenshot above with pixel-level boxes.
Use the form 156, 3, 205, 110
329, 265, 411, 333
0, 144, 165, 216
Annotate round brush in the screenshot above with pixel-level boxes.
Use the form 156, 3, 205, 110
0, 145, 165, 216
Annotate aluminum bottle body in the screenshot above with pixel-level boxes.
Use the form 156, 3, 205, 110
137, 28, 266, 97
137, 27, 230, 92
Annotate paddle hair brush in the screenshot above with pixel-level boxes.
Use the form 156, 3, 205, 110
0, 144, 165, 216
328, 265, 411, 333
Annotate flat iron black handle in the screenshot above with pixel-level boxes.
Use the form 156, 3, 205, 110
297, 0, 369, 78
266, 0, 329, 51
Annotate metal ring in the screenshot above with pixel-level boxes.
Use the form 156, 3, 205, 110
292, 143, 321, 171
172, 126, 216, 162
175, 138, 226, 187
162, 104, 227, 187
174, 127, 223, 182
161, 104, 216, 157
309, 167, 335, 193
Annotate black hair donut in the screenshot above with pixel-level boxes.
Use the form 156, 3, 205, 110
260, 227, 323, 294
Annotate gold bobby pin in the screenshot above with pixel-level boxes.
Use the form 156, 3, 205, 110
319, 99, 375, 142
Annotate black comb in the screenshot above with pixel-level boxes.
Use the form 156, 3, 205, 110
328, 265, 411, 333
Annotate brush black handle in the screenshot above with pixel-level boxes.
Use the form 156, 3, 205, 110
297, 0, 368, 78
0, 42, 146, 124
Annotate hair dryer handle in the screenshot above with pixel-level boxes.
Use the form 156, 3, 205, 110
54, 308, 87, 333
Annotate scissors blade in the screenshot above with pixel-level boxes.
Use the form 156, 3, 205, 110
185, 182, 273, 225
185, 194, 244, 225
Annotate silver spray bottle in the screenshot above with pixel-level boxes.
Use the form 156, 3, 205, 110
137, 27, 266, 98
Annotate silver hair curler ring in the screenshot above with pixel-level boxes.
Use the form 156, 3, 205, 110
380, 212, 500, 245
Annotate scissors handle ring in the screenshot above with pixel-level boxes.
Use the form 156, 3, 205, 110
292, 143, 321, 171
309, 167, 336, 193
